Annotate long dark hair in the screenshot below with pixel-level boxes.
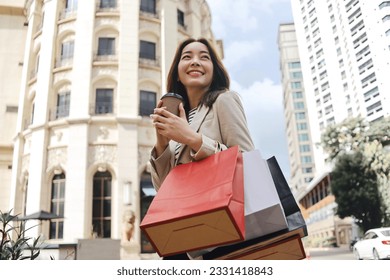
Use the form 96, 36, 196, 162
166, 38, 230, 113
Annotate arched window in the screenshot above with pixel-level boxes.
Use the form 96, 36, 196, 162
49, 173, 65, 239
140, 171, 156, 253
92, 171, 112, 238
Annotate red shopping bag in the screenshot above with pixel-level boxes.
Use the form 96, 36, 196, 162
140, 146, 245, 257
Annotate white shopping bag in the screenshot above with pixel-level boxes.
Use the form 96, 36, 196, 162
188, 150, 288, 259
243, 150, 288, 239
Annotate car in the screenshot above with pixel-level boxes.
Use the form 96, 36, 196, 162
353, 227, 390, 260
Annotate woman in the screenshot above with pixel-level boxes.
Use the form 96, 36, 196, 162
149, 38, 255, 259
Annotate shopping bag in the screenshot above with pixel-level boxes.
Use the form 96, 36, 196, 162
201, 156, 307, 260
140, 146, 245, 257
242, 150, 288, 239
188, 150, 288, 259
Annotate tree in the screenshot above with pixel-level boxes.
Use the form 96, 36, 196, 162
321, 116, 390, 226
331, 152, 383, 232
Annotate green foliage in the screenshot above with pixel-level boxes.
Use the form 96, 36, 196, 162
0, 210, 41, 260
321, 116, 390, 229
331, 152, 383, 232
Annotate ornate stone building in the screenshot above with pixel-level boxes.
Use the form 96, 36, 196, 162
4, 0, 221, 259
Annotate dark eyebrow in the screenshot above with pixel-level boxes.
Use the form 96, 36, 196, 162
181, 50, 210, 55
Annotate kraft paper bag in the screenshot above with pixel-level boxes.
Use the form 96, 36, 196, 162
140, 146, 245, 257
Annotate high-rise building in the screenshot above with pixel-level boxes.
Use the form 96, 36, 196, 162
278, 23, 316, 196
1, 0, 220, 259
291, 0, 390, 173
287, 0, 390, 246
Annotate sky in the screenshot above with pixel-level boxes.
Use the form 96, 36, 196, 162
207, 0, 295, 178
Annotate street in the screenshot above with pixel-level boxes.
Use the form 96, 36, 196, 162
306, 246, 355, 260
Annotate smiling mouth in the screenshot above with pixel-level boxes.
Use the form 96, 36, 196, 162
187, 70, 204, 76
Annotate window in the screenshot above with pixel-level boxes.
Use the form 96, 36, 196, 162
361, 73, 376, 88
140, 172, 156, 253
6, 105, 18, 113
98, 37, 115, 55
294, 102, 305, 110
139, 90, 156, 116
363, 86, 379, 102
297, 123, 308, 130
291, 82, 302, 89
323, 93, 331, 103
49, 174, 65, 240
288, 62, 301, 69
56, 91, 70, 119
65, 0, 78, 11
100, 0, 116, 8
140, 40, 156, 60
301, 156, 312, 163
95, 89, 113, 114
325, 105, 333, 115
140, 0, 156, 14
290, 71, 302, 79
300, 144, 311, 152
177, 9, 185, 27
92, 171, 112, 238
298, 133, 309, 141
379, 1, 390, 9
61, 41, 74, 60
295, 112, 306, 120
302, 167, 313, 173
293, 92, 303, 99
367, 101, 382, 116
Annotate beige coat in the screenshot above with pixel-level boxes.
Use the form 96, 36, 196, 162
150, 90, 255, 190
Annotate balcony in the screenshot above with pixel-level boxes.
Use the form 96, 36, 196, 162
50, 106, 70, 121
59, 8, 77, 21
96, 0, 119, 13
139, 56, 160, 68
90, 103, 113, 115
55, 57, 73, 69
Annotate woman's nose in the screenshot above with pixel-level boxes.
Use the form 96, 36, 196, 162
191, 57, 201, 66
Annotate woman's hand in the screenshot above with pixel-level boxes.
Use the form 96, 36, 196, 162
151, 103, 202, 153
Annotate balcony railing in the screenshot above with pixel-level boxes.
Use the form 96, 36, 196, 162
139, 56, 160, 68
59, 8, 77, 21
90, 103, 113, 115
50, 106, 70, 121
55, 57, 73, 68
96, 0, 119, 12
94, 52, 118, 62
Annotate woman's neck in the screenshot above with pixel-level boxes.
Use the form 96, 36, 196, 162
187, 88, 208, 109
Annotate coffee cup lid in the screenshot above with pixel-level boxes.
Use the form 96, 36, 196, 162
160, 92, 184, 100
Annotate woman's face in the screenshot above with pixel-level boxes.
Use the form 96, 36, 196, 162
177, 42, 214, 94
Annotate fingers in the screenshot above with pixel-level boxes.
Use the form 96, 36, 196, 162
178, 103, 186, 120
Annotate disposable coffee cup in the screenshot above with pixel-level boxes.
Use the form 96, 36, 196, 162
160, 93, 184, 116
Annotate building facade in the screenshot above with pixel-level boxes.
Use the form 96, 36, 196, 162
277, 23, 316, 196
286, 0, 390, 246
3, 0, 220, 259
0, 0, 27, 213
291, 0, 390, 171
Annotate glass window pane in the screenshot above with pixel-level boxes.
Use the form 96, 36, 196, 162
140, 40, 156, 59
103, 200, 111, 216
50, 222, 57, 239
93, 181, 100, 197
58, 221, 64, 239
103, 220, 111, 238
93, 200, 102, 217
